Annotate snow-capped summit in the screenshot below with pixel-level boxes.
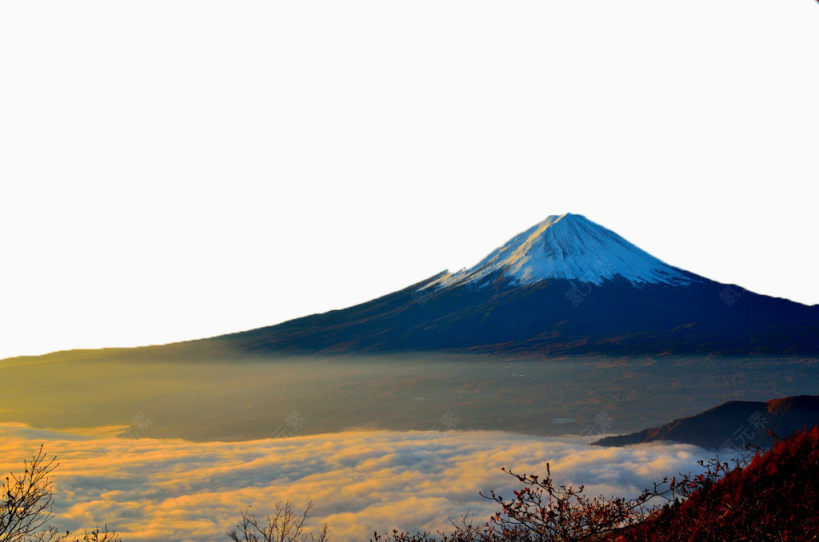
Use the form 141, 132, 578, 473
430, 213, 693, 288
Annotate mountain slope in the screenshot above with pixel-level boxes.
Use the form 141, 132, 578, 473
6, 213, 819, 361
215, 214, 819, 356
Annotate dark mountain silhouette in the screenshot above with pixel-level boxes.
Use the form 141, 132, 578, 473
594, 395, 819, 450
5, 213, 819, 362
212, 214, 819, 357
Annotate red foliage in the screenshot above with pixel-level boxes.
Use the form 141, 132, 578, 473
619, 426, 819, 542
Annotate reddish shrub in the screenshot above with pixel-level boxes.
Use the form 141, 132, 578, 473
619, 426, 819, 541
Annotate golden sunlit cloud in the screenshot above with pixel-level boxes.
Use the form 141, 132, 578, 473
0, 424, 707, 542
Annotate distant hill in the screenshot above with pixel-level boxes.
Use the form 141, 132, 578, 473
594, 395, 819, 450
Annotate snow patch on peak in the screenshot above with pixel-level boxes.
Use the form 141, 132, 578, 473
428, 213, 693, 289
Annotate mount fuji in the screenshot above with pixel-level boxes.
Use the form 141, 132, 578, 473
426, 213, 693, 289
216, 213, 819, 357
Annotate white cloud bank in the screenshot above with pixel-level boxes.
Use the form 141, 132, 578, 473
0, 424, 708, 541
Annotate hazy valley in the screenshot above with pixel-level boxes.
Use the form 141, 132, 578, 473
2, 351, 817, 442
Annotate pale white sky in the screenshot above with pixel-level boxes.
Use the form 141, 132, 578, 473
1, 1, 817, 360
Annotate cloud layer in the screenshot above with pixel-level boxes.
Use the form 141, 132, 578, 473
0, 424, 708, 541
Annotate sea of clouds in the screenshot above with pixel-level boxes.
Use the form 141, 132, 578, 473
0, 423, 709, 541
